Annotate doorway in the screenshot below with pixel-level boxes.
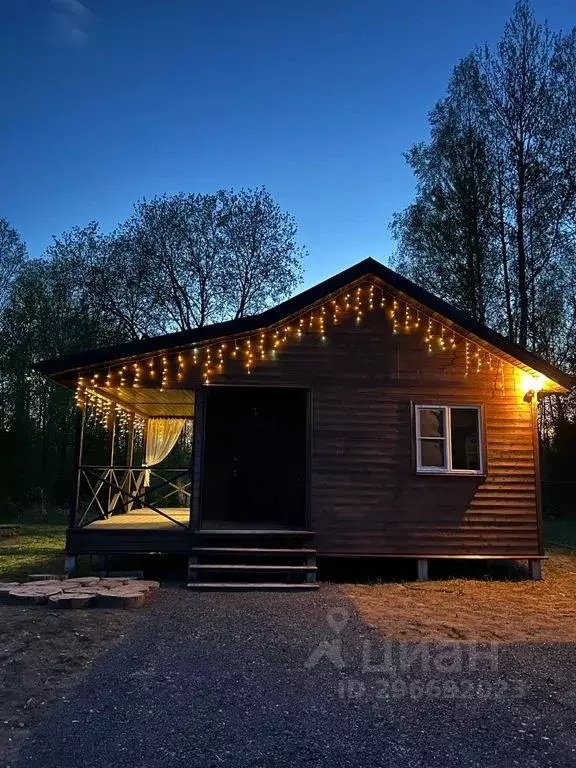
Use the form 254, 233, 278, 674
201, 387, 309, 529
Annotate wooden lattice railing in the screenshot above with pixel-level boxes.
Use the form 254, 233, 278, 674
75, 465, 191, 528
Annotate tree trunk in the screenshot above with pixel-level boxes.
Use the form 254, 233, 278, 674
516, 155, 529, 347
497, 171, 514, 341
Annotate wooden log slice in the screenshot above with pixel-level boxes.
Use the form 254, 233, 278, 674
10, 583, 64, 594
0, 583, 22, 602
65, 576, 101, 585
9, 586, 63, 604
96, 590, 148, 609
108, 585, 150, 596
133, 580, 160, 591
48, 592, 96, 608
63, 585, 112, 596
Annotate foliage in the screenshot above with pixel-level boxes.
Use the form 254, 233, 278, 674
0, 217, 26, 313
393, 1, 576, 352
0, 188, 304, 509
86, 187, 305, 337
391, 57, 499, 325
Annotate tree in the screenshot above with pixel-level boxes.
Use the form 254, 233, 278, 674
218, 187, 305, 319
392, 57, 499, 325
0, 218, 26, 448
0, 242, 128, 505
0, 217, 26, 314
102, 187, 305, 333
476, 0, 569, 347
120, 192, 227, 332
392, 1, 576, 361
86, 224, 160, 340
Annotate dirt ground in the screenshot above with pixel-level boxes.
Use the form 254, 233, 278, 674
0, 605, 140, 767
343, 549, 576, 643
2, 550, 576, 765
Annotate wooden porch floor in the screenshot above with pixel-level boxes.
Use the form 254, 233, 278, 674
87, 508, 190, 530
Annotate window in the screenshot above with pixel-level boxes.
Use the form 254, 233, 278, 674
415, 405, 482, 474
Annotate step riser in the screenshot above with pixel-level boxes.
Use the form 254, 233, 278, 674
193, 540, 313, 551
187, 583, 319, 591
189, 565, 317, 572
188, 568, 317, 585
191, 548, 317, 555
195, 530, 313, 535
189, 557, 314, 568
192, 531, 315, 552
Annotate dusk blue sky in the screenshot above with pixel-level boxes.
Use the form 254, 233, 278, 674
1, 0, 574, 287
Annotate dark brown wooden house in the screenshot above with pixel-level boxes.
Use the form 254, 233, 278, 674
36, 258, 571, 587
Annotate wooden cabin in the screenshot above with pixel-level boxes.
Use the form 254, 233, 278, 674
36, 258, 571, 587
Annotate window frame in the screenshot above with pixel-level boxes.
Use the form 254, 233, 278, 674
414, 404, 484, 476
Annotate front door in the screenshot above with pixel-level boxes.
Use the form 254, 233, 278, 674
200, 387, 308, 529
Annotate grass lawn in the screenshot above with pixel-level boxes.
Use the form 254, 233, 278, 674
0, 523, 67, 581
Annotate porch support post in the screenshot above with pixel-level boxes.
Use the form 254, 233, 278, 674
107, 408, 117, 515
139, 419, 148, 510
190, 390, 206, 529
69, 405, 86, 530
417, 558, 428, 582
529, 559, 542, 581
125, 418, 135, 512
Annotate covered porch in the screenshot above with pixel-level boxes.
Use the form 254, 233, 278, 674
67, 384, 312, 565
69, 387, 195, 558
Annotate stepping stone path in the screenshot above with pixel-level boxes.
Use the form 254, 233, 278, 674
3, 576, 160, 609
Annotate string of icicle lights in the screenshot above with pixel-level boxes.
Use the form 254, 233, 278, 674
75, 281, 505, 418
84, 389, 147, 434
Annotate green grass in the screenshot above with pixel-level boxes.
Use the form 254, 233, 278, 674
0, 524, 67, 581
543, 517, 576, 549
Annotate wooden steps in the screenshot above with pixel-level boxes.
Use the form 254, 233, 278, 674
188, 529, 317, 591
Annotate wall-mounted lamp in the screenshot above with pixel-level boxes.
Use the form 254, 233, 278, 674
523, 389, 535, 403
521, 371, 546, 403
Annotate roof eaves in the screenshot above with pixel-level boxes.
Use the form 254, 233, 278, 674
34, 257, 572, 391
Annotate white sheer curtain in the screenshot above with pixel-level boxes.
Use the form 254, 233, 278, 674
143, 418, 186, 486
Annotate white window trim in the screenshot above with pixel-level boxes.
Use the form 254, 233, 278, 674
415, 405, 483, 475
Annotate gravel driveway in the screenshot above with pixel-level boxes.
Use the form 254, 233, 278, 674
17, 585, 576, 768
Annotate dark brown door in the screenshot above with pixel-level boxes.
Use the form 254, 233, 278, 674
201, 387, 308, 529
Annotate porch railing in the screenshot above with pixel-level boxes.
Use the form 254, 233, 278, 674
75, 465, 191, 528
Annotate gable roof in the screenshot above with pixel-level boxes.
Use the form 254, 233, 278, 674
35, 257, 572, 391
